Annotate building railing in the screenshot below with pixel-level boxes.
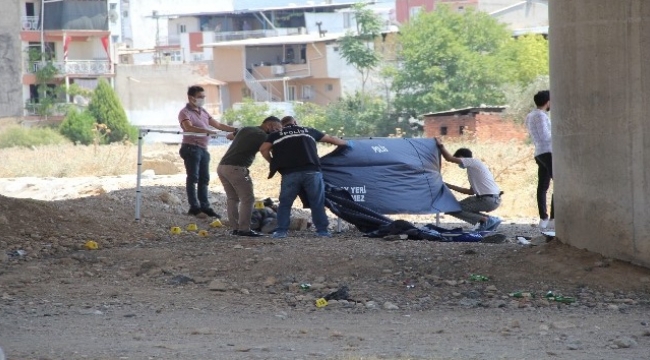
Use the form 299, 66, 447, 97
212, 28, 305, 42
22, 16, 40, 31
28, 60, 112, 75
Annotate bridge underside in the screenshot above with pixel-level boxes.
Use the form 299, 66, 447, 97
550, 0, 650, 266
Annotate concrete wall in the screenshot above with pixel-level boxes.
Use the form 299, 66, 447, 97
114, 63, 218, 128
550, 0, 650, 267
0, 0, 24, 118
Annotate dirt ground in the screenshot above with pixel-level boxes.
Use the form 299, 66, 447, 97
1, 175, 650, 360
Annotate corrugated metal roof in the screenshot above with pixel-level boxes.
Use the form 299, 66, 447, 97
201, 32, 344, 47
422, 106, 507, 117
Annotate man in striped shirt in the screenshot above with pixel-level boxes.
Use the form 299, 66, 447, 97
525, 90, 554, 229
436, 138, 502, 232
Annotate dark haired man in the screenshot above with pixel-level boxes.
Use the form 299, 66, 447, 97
525, 90, 554, 229
259, 120, 349, 238
436, 138, 502, 231
217, 116, 282, 237
178, 85, 237, 217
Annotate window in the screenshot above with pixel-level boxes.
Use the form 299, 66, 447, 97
25, 2, 35, 16
179, 24, 187, 33
109, 3, 117, 10
440, 126, 448, 136
302, 85, 313, 100
287, 85, 296, 101
111, 35, 119, 44
409, 6, 422, 19
459, 125, 465, 135
170, 50, 182, 62
343, 12, 352, 29
326, 84, 333, 91
457, 6, 465, 12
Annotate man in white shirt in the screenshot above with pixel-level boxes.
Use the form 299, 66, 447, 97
436, 138, 502, 231
525, 90, 554, 229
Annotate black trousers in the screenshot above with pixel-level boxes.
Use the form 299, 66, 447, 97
534, 152, 554, 220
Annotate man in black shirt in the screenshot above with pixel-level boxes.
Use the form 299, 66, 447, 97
217, 116, 282, 237
259, 118, 348, 238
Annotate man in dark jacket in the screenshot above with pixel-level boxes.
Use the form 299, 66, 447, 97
259, 119, 348, 238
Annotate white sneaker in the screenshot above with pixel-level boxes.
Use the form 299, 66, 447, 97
546, 219, 555, 229
538, 218, 549, 229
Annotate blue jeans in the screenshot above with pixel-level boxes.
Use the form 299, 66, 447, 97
179, 144, 211, 210
276, 171, 329, 233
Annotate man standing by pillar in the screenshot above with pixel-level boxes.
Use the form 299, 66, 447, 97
525, 90, 554, 229
217, 116, 282, 237
178, 85, 237, 218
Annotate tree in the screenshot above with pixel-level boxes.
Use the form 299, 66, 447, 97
87, 78, 137, 143
26, 48, 66, 120
293, 102, 327, 131
220, 98, 281, 127
59, 107, 96, 145
501, 34, 549, 85
393, 6, 513, 117
324, 92, 389, 137
339, 3, 383, 95
503, 75, 550, 123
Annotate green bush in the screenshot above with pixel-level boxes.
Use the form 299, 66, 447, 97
0, 125, 69, 149
88, 78, 137, 143
59, 107, 96, 145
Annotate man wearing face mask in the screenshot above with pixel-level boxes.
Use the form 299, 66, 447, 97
435, 137, 502, 231
179, 85, 238, 217
217, 116, 282, 237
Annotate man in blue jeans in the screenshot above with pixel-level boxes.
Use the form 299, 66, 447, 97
178, 85, 237, 217
259, 117, 348, 238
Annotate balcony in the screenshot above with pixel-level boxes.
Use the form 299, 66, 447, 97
28, 60, 111, 75
22, 16, 40, 31
213, 28, 303, 43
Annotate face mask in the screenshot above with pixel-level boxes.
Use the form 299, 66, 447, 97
193, 98, 205, 107
458, 164, 465, 169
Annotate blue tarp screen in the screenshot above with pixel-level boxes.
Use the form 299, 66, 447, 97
320, 138, 462, 215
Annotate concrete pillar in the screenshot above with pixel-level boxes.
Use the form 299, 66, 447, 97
550, 0, 650, 267
0, 0, 23, 118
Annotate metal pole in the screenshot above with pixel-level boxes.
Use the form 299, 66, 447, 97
40, 0, 45, 61
135, 128, 144, 221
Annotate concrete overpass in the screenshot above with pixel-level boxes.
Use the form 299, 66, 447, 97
551, 0, 650, 267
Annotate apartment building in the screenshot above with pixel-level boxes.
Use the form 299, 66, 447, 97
395, 0, 548, 33
19, 0, 114, 117
154, 1, 396, 110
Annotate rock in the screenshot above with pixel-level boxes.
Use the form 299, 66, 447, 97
550, 321, 576, 330
233, 245, 244, 249
275, 311, 288, 319
365, 301, 378, 309
383, 302, 399, 310
510, 320, 520, 328
485, 285, 498, 292
159, 192, 181, 205
190, 328, 213, 335
141, 169, 156, 178
607, 304, 619, 311
208, 280, 228, 291
240, 288, 250, 295
263, 276, 277, 287
566, 338, 583, 350
613, 337, 637, 348
168, 275, 193, 285
444, 280, 458, 286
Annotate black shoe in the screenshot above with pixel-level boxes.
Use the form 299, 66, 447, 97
237, 230, 264, 237
230, 230, 239, 235
201, 208, 221, 218
187, 208, 202, 216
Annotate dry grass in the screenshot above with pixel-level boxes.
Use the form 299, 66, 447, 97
0, 138, 550, 219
